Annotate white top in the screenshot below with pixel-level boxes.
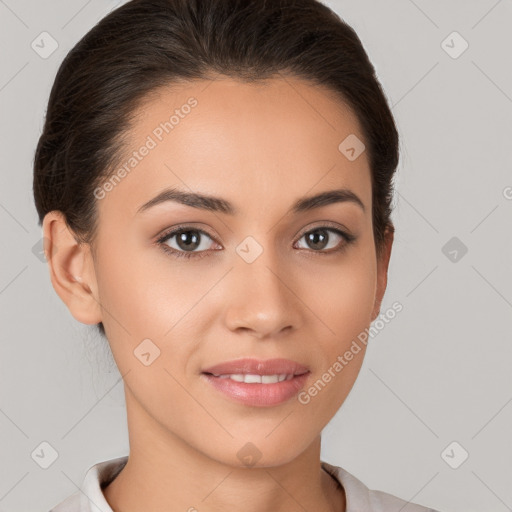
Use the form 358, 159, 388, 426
49, 456, 440, 512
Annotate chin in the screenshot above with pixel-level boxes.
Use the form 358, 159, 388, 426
204, 432, 313, 469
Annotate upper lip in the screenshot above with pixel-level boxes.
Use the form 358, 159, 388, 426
202, 358, 309, 376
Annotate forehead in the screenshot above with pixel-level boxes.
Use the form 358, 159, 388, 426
98, 74, 372, 221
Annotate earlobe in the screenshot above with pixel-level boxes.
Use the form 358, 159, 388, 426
42, 211, 102, 325
371, 226, 394, 323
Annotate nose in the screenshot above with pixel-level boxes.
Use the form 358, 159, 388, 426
222, 244, 304, 339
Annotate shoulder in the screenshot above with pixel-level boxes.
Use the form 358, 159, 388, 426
49, 491, 81, 511
48, 456, 128, 512
321, 461, 441, 512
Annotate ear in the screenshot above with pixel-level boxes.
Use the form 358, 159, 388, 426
42, 211, 102, 325
371, 226, 394, 322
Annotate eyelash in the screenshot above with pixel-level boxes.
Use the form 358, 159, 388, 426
155, 224, 356, 260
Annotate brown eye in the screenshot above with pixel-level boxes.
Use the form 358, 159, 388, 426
304, 229, 330, 250
173, 230, 202, 251
157, 227, 219, 259
295, 227, 355, 253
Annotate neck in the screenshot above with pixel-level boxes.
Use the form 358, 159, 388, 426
103, 387, 345, 512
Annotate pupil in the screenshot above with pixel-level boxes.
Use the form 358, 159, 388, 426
308, 230, 328, 250
177, 230, 200, 251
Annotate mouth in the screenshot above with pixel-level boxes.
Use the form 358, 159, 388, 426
203, 372, 306, 383
200, 358, 310, 407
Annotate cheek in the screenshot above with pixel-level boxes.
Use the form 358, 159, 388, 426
298, 267, 374, 424
93, 235, 195, 334
306, 249, 377, 343
302, 247, 376, 405
330, 270, 376, 338
93, 236, 219, 380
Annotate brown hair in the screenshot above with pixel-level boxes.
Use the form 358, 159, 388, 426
33, 0, 399, 338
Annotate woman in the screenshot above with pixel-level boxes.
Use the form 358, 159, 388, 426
33, 0, 440, 510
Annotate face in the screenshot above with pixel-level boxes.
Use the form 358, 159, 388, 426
47, 74, 392, 468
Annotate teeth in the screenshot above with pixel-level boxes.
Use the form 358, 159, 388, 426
214, 373, 294, 383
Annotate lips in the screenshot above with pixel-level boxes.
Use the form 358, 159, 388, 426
201, 357, 309, 377
200, 358, 309, 407
201, 358, 311, 406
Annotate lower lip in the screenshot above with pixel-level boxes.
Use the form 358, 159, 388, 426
201, 373, 310, 407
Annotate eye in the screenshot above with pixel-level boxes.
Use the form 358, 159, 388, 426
156, 227, 220, 259
294, 226, 355, 253
156, 224, 356, 260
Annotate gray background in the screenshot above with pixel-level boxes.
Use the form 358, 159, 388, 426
1, 1, 511, 511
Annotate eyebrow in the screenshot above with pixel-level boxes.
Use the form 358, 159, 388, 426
136, 186, 365, 215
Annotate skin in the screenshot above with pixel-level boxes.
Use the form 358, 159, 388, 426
43, 74, 393, 512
